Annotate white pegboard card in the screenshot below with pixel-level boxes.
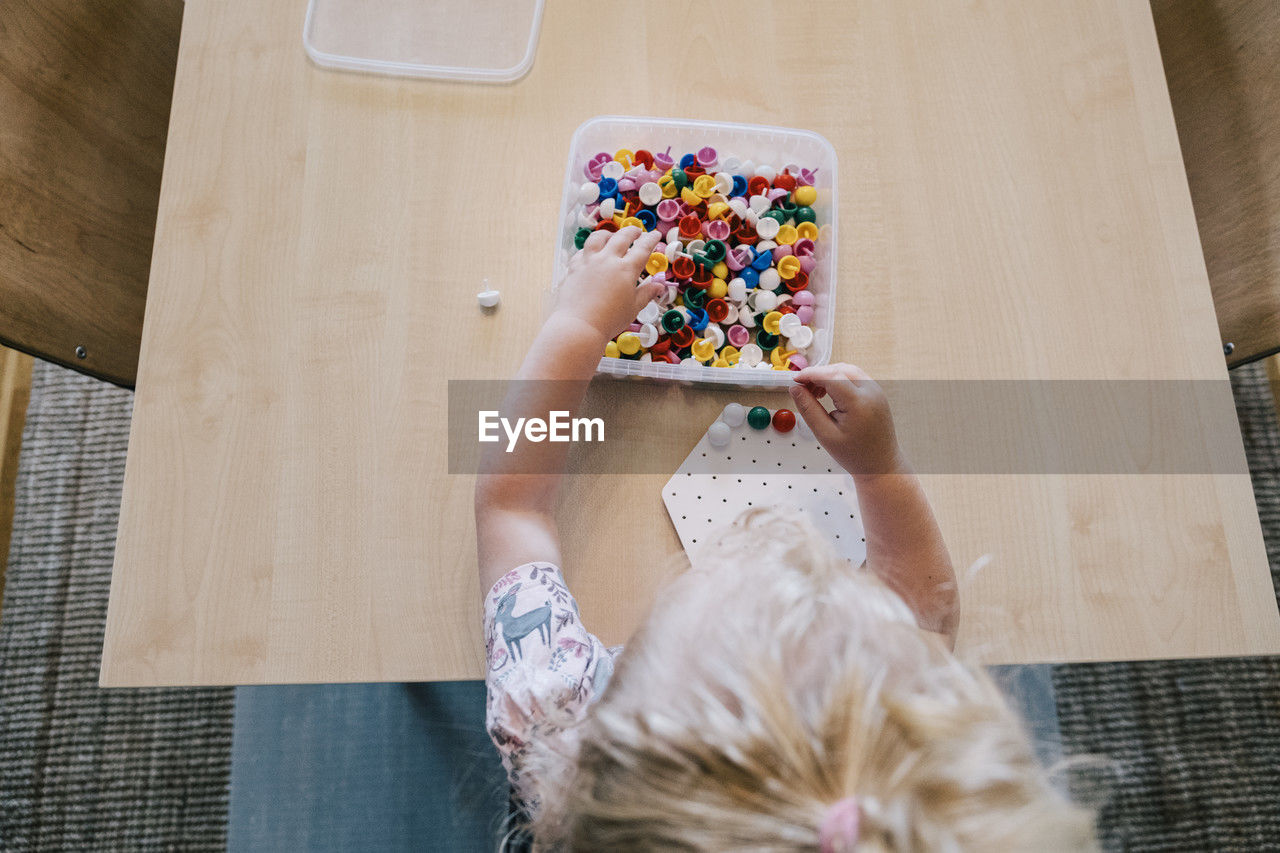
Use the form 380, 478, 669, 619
663, 404, 867, 568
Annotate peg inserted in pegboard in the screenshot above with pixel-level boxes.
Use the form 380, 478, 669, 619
663, 403, 866, 567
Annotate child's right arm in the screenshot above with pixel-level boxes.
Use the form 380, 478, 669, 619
789, 364, 959, 642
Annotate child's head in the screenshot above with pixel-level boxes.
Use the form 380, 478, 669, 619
524, 509, 1096, 851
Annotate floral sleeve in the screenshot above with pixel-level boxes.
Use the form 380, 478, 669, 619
483, 562, 621, 810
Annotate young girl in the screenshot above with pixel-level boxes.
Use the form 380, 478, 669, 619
475, 226, 1096, 851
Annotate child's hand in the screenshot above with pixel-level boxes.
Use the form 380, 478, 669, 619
789, 363, 904, 477
553, 226, 665, 341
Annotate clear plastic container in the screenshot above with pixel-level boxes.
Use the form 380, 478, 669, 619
303, 0, 544, 83
552, 116, 839, 387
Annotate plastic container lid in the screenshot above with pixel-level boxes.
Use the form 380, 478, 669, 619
303, 0, 545, 83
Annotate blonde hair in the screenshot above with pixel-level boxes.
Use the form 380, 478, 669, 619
522, 509, 1096, 851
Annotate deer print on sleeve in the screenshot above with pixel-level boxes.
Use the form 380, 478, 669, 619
493, 585, 553, 662
483, 562, 621, 805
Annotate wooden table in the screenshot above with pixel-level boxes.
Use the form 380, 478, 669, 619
0, 0, 182, 387
1150, 0, 1280, 367
102, 0, 1280, 686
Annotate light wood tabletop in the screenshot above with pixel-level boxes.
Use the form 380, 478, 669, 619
102, 0, 1280, 686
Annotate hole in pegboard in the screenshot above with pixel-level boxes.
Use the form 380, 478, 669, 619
664, 409, 866, 569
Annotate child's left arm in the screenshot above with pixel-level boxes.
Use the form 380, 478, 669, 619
474, 226, 663, 593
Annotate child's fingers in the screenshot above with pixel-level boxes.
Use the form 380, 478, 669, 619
815, 374, 864, 414
795, 376, 827, 400
606, 225, 644, 255
583, 230, 612, 253
632, 280, 666, 315
798, 361, 870, 379
839, 363, 873, 382
788, 383, 842, 444
797, 362, 873, 386
623, 228, 662, 265
796, 365, 870, 413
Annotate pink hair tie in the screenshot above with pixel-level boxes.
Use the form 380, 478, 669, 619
819, 797, 861, 853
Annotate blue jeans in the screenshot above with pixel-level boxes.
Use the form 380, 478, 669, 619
226, 668, 1059, 851
227, 682, 507, 852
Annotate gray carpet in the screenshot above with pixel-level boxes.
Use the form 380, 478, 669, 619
1, 359, 1279, 850
1050, 364, 1280, 851
0, 361, 234, 851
